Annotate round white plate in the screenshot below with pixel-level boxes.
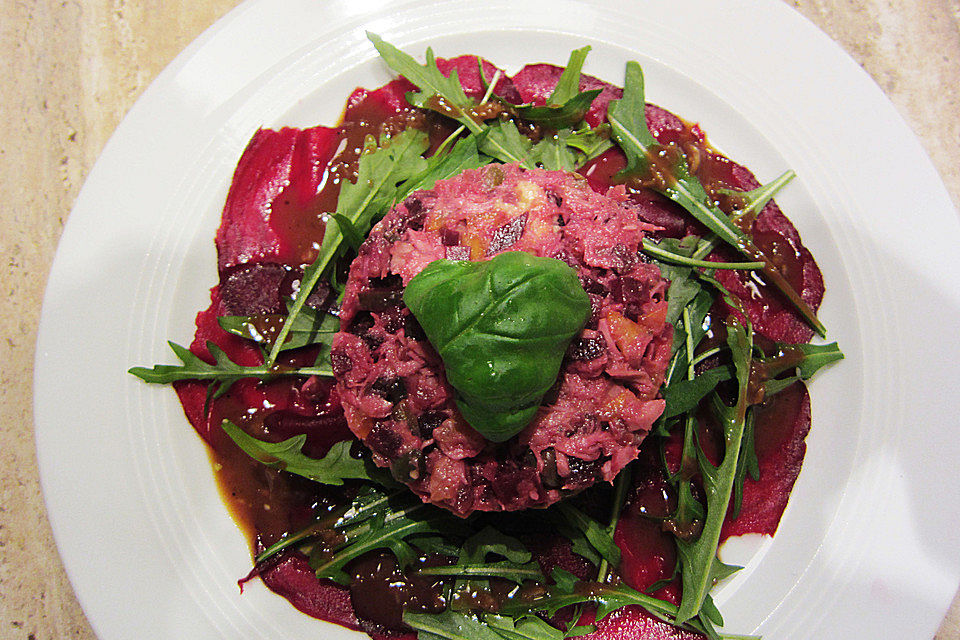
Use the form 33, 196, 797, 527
34, 1, 960, 638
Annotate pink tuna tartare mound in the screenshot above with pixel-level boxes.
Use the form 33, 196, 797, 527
331, 163, 673, 516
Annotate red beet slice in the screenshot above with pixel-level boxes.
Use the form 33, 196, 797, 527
721, 381, 811, 539
436, 55, 522, 103
577, 606, 706, 640
215, 125, 341, 270
510, 64, 622, 127
257, 552, 363, 632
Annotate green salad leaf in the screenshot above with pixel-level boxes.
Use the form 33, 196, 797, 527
403, 251, 591, 442
221, 421, 373, 485
127, 340, 332, 396
218, 304, 339, 352
265, 126, 430, 367
515, 89, 601, 130
674, 320, 752, 625
608, 61, 826, 337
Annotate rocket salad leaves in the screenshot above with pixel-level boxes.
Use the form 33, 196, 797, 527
130, 35, 843, 640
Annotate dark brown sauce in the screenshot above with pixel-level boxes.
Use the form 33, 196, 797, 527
425, 94, 510, 123
268, 102, 437, 266
624, 143, 682, 193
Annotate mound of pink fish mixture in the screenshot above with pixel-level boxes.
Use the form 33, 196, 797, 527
331, 164, 673, 516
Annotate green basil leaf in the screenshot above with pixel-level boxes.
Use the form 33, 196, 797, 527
403, 251, 590, 442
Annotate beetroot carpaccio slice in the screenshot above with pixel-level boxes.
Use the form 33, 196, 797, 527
172, 52, 827, 639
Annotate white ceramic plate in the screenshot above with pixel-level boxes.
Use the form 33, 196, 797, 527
34, 1, 960, 638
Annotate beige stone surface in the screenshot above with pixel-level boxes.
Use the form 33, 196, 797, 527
1, 1, 957, 638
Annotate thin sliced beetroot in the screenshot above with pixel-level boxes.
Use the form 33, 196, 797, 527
257, 552, 363, 632
344, 77, 417, 121
614, 446, 681, 604
511, 64, 623, 127
435, 55, 522, 103
215, 125, 341, 270
173, 285, 351, 450
577, 606, 706, 640
721, 381, 811, 539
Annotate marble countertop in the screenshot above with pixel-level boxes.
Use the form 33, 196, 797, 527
2, 0, 958, 637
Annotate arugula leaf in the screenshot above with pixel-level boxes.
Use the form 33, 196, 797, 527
399, 133, 489, 195
551, 520, 601, 566
525, 126, 612, 171
663, 287, 714, 384
329, 212, 365, 251
416, 561, 543, 584
460, 526, 531, 564
526, 133, 579, 171
368, 34, 475, 123
404, 252, 590, 442
405, 610, 507, 640
563, 123, 614, 162
731, 410, 759, 517
608, 61, 825, 337
485, 615, 566, 640
553, 503, 621, 568
500, 569, 731, 640
128, 340, 332, 397
516, 90, 601, 130
451, 525, 535, 595
605, 61, 658, 175
547, 46, 591, 105
371, 35, 535, 167
692, 169, 797, 260
766, 341, 844, 379
254, 484, 404, 564
409, 535, 464, 558
265, 127, 430, 366
642, 238, 764, 270
720, 169, 796, 229
662, 365, 734, 419
673, 320, 752, 625
221, 421, 372, 485
479, 119, 534, 166
596, 465, 632, 583
218, 305, 338, 352
311, 502, 456, 584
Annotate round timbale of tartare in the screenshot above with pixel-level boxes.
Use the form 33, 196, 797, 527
331, 163, 673, 516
